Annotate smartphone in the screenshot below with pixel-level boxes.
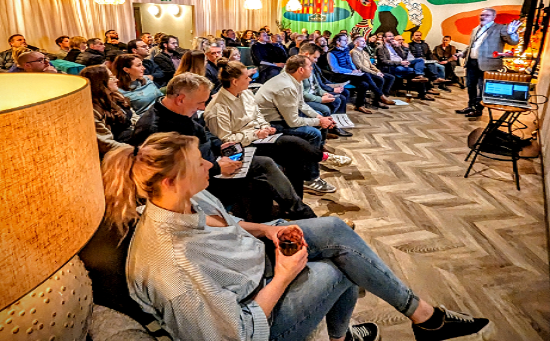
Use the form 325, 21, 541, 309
333, 94, 341, 98
221, 143, 244, 161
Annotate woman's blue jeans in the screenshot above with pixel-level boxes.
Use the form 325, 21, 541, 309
268, 217, 419, 341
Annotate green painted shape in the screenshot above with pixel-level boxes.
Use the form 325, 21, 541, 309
427, 0, 485, 4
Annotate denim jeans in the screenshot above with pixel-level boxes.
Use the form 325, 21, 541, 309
393, 58, 426, 77
306, 99, 341, 117
329, 88, 350, 113
426, 63, 445, 79
269, 217, 420, 340
369, 73, 396, 97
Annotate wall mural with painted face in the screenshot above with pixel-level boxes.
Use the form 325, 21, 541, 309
281, 0, 522, 48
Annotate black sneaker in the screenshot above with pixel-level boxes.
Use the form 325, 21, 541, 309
412, 306, 492, 341
345, 322, 380, 341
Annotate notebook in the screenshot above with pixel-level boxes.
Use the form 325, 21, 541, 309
482, 79, 531, 109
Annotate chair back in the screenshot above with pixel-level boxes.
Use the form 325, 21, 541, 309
484, 71, 532, 83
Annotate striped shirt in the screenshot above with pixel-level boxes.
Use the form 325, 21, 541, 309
127, 190, 270, 340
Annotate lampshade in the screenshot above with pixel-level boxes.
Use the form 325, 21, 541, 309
94, 0, 126, 4
168, 4, 180, 15
286, 0, 302, 12
0, 73, 105, 310
148, 5, 160, 16
244, 0, 262, 10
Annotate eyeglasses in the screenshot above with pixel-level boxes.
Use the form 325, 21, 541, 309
28, 57, 50, 64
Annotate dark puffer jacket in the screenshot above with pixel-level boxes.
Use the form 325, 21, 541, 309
75, 48, 105, 66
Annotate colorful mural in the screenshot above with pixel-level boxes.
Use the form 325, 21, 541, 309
283, 0, 432, 39
281, 0, 523, 47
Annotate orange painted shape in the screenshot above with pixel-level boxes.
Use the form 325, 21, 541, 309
441, 6, 521, 45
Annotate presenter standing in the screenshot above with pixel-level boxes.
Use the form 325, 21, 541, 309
455, 8, 521, 118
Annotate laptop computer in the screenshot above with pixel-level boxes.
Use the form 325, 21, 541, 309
482, 79, 531, 109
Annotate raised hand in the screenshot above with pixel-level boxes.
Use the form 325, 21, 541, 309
507, 20, 522, 34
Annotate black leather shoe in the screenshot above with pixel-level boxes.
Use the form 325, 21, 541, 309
465, 110, 482, 118
329, 127, 353, 137
455, 107, 475, 114
438, 85, 452, 92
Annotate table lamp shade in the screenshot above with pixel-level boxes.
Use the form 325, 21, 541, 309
0, 73, 105, 310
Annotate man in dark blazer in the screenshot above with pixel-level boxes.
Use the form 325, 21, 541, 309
455, 8, 521, 118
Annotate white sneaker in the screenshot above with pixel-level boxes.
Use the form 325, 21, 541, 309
323, 153, 352, 167
304, 178, 336, 193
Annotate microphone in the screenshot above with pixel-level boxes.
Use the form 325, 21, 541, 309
492, 49, 515, 58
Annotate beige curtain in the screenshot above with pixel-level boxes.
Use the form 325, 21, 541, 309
0, 0, 282, 52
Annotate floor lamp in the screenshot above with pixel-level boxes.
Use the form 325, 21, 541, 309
0, 73, 104, 340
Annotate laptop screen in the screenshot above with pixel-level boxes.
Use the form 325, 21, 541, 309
483, 80, 529, 101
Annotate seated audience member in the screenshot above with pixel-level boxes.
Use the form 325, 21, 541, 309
113, 54, 163, 115
299, 44, 352, 137
301, 28, 309, 38
210, 37, 226, 50
433, 36, 463, 88
408, 31, 450, 91
271, 32, 289, 61
289, 34, 306, 56
140, 32, 153, 48
176, 50, 206, 77
328, 33, 386, 112
223, 46, 240, 61
55, 35, 70, 59
104, 50, 124, 71
104, 30, 127, 52
204, 58, 326, 198
241, 30, 255, 47
223, 47, 258, 77
6, 46, 30, 72
80, 65, 138, 156
347, 33, 360, 51
205, 43, 223, 92
376, 32, 384, 44
315, 36, 330, 70
351, 36, 396, 105
131, 73, 316, 221
376, 32, 434, 101
103, 132, 492, 341
64, 36, 87, 62
322, 29, 332, 41
0, 34, 39, 71
76, 38, 106, 66
365, 33, 379, 56
146, 33, 165, 61
255, 55, 352, 193
191, 36, 210, 52
302, 43, 350, 115
154, 35, 181, 84
224, 29, 242, 47
14, 51, 57, 73
128, 39, 165, 88
251, 31, 286, 84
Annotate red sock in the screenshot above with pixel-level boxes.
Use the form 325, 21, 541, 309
322, 152, 329, 161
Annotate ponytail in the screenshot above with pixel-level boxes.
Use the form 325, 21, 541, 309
217, 57, 246, 88
102, 145, 139, 238
101, 132, 199, 239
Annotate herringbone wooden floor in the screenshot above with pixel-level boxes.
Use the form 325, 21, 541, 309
305, 87, 550, 341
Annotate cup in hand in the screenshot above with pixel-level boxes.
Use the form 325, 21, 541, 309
277, 225, 304, 256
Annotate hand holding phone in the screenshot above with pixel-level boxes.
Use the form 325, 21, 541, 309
221, 142, 245, 161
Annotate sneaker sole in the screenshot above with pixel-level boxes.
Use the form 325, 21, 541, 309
444, 321, 495, 341
303, 186, 336, 194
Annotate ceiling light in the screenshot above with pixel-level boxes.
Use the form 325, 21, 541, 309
148, 5, 160, 16
244, 0, 263, 10
168, 4, 180, 15
286, 0, 302, 11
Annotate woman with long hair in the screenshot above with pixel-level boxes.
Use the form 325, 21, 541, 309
222, 46, 240, 61
240, 30, 255, 47
112, 54, 163, 115
102, 131, 491, 341
175, 50, 207, 77
80, 65, 138, 155
191, 36, 210, 51
64, 36, 87, 62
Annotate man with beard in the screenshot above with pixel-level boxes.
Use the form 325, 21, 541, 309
104, 30, 127, 52
154, 35, 182, 85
